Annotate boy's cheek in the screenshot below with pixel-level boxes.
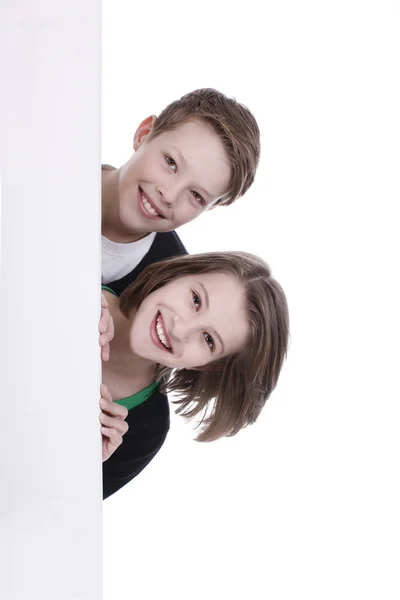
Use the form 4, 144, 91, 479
173, 206, 206, 228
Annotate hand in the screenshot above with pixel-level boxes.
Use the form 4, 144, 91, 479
99, 293, 114, 361
100, 384, 129, 462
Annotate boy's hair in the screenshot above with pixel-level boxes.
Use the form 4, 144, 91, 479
119, 251, 289, 442
148, 88, 261, 206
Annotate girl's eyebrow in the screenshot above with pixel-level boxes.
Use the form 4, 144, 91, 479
198, 282, 209, 309
197, 281, 225, 354
169, 145, 212, 200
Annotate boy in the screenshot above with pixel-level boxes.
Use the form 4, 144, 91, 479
101, 88, 261, 499
101, 88, 260, 296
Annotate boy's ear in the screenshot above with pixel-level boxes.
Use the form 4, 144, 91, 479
133, 115, 157, 150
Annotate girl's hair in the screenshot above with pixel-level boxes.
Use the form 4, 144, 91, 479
119, 252, 289, 442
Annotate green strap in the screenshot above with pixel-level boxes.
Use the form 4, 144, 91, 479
102, 285, 117, 296
114, 380, 161, 411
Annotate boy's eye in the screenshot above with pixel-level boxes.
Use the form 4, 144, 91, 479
165, 155, 177, 172
192, 291, 201, 311
191, 190, 206, 207
203, 332, 215, 351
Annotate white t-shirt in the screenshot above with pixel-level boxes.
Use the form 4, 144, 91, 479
101, 232, 156, 284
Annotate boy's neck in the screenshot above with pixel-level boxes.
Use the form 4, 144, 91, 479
101, 165, 150, 243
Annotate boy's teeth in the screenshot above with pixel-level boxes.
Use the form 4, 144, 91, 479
141, 192, 159, 216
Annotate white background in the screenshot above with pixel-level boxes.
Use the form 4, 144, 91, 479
0, 2, 103, 599
102, 2, 400, 599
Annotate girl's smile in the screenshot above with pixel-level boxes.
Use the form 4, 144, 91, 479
130, 272, 249, 369
150, 311, 173, 354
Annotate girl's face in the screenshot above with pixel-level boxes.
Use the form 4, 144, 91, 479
129, 272, 249, 369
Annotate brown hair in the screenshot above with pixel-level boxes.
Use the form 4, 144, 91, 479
148, 88, 261, 206
119, 251, 289, 443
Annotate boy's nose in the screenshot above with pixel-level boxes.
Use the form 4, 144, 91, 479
156, 183, 178, 207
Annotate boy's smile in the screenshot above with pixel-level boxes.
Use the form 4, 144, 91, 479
137, 186, 166, 219
107, 119, 231, 242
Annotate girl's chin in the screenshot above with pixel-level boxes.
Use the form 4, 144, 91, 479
130, 344, 152, 362
158, 357, 175, 368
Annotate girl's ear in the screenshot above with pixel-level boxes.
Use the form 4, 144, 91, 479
133, 115, 157, 150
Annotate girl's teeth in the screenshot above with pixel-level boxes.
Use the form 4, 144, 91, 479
156, 317, 170, 349
157, 324, 166, 342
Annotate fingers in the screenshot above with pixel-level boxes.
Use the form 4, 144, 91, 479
99, 295, 114, 337
101, 293, 108, 309
100, 400, 128, 422
99, 308, 114, 338
98, 306, 108, 334
101, 343, 110, 362
100, 411, 129, 435
99, 295, 114, 364
102, 427, 124, 462
101, 428, 122, 444
100, 382, 129, 462
100, 384, 128, 420
99, 313, 114, 362
100, 383, 113, 402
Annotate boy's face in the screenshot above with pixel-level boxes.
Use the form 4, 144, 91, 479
117, 118, 231, 237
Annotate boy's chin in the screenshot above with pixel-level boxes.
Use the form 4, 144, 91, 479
125, 214, 174, 235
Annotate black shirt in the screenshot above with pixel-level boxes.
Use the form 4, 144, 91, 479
104, 230, 187, 296
103, 230, 187, 499
103, 390, 170, 500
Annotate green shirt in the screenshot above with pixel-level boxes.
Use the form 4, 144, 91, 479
114, 380, 161, 411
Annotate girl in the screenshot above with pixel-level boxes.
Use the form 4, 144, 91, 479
100, 251, 289, 499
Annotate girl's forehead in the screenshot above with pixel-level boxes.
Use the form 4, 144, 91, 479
167, 272, 245, 302
169, 271, 233, 284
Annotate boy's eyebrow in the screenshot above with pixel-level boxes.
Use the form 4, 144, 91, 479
170, 145, 187, 167
169, 145, 212, 200
198, 281, 225, 354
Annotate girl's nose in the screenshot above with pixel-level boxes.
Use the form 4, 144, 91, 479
170, 314, 188, 343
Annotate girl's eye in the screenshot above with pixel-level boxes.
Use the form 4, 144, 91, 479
165, 155, 177, 172
192, 291, 201, 311
203, 332, 215, 351
191, 190, 206, 207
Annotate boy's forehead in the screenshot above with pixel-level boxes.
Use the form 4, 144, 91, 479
154, 119, 216, 145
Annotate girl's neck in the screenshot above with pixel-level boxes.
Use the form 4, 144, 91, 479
102, 305, 157, 400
